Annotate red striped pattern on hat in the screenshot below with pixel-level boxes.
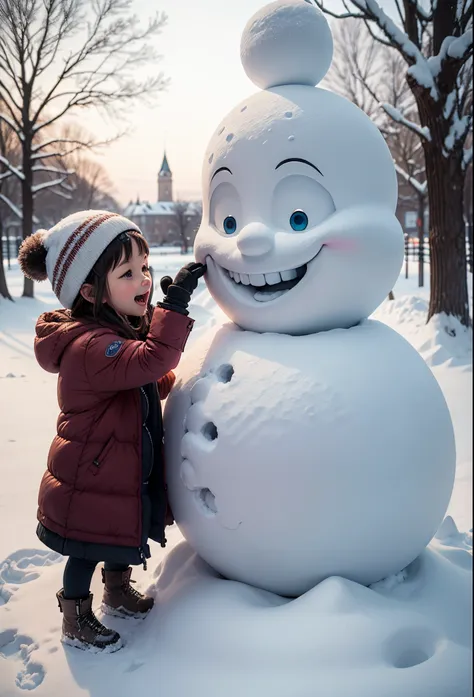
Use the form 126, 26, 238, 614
54, 212, 119, 299
52, 213, 101, 290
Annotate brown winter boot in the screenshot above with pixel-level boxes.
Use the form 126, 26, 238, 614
56, 590, 123, 652
101, 567, 154, 619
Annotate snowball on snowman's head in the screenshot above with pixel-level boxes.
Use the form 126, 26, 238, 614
194, 0, 404, 335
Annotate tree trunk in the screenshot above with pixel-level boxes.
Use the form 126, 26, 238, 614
467, 216, 473, 274
424, 145, 469, 327
21, 139, 34, 298
417, 194, 425, 288
0, 218, 13, 300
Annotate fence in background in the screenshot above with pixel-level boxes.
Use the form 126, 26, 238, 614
404, 230, 472, 287
1, 235, 22, 269
3, 232, 473, 282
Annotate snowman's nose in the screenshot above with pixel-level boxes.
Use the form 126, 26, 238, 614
236, 223, 274, 257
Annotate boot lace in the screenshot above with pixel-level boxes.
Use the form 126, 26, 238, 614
123, 579, 144, 601
81, 610, 110, 635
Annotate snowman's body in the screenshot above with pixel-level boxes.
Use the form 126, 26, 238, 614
160, 2, 468, 691
164, 0, 457, 598
165, 319, 455, 596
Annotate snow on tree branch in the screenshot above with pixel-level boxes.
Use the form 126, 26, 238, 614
382, 103, 431, 141
0, 112, 23, 141
428, 31, 473, 77
0, 192, 22, 219
32, 176, 69, 195
447, 29, 473, 61
411, 2, 433, 23
394, 162, 427, 196
31, 164, 74, 176
315, 0, 439, 97
48, 186, 74, 200
0, 155, 25, 181
444, 114, 472, 153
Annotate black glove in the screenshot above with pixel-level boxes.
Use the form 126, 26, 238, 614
158, 262, 207, 316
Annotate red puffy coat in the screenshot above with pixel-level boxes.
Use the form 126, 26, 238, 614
34, 307, 193, 565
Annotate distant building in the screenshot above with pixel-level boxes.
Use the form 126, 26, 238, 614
123, 152, 202, 248
395, 175, 428, 240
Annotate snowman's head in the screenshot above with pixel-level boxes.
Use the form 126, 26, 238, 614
194, 0, 404, 335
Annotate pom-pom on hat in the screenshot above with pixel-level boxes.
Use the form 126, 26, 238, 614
18, 210, 141, 309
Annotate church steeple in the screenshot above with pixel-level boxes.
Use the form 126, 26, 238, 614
158, 151, 173, 202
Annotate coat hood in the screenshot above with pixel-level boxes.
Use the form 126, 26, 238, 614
34, 310, 92, 373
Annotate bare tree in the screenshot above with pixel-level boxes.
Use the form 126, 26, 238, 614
0, 0, 167, 298
315, 1, 473, 330
170, 200, 202, 253
172, 200, 193, 254
36, 149, 119, 226
326, 20, 384, 121
0, 106, 21, 299
327, 21, 429, 288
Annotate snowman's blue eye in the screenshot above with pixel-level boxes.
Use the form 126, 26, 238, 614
223, 216, 237, 234
290, 210, 308, 231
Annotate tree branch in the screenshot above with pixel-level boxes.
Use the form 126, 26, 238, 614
31, 164, 74, 176
0, 192, 22, 219
382, 103, 431, 141
395, 162, 428, 195
312, 1, 364, 19
0, 112, 23, 140
32, 175, 69, 194
0, 154, 25, 180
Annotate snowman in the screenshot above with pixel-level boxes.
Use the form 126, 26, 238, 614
164, 0, 456, 598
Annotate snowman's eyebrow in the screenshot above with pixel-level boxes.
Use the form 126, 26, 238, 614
210, 166, 233, 182
275, 158, 323, 176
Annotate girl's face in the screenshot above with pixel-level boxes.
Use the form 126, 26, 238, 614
105, 238, 152, 317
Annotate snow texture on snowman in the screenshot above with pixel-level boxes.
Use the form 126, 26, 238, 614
159, 3, 471, 694
165, 0, 455, 595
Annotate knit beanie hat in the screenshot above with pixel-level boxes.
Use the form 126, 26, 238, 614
18, 210, 142, 309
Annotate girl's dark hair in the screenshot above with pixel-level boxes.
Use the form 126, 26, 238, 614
70, 230, 151, 340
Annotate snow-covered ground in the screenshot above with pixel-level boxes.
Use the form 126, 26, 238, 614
0, 254, 471, 696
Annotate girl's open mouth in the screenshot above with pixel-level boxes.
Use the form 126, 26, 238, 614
134, 291, 149, 306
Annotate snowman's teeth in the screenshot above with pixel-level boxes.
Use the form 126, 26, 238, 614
226, 267, 298, 287
264, 272, 282, 285
248, 273, 266, 287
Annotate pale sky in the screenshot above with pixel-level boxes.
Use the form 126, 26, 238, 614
84, 0, 341, 206
84, 0, 394, 206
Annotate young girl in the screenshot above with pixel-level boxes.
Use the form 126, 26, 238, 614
18, 210, 206, 653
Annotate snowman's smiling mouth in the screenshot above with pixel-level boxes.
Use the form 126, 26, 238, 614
211, 246, 324, 303
222, 263, 307, 302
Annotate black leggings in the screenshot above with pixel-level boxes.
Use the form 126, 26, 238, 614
63, 557, 129, 599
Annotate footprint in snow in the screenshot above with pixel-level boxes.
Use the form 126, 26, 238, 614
0, 629, 45, 690
0, 549, 63, 606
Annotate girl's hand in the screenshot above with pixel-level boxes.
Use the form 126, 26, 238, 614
159, 262, 207, 316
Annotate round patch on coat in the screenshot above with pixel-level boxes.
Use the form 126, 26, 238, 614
105, 340, 123, 357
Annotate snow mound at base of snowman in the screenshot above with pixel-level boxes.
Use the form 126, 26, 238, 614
146, 526, 471, 697
0, 521, 470, 696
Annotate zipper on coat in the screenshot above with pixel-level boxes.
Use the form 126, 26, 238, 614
91, 437, 113, 472
141, 387, 154, 481
139, 547, 147, 571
